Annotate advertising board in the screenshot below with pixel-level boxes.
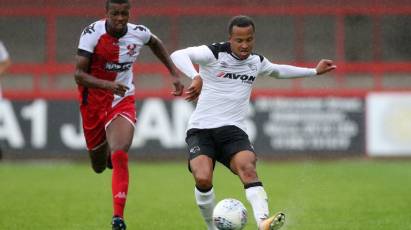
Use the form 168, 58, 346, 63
0, 97, 365, 158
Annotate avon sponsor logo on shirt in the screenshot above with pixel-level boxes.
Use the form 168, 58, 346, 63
217, 72, 256, 84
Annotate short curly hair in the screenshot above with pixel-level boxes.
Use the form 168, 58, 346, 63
228, 15, 255, 34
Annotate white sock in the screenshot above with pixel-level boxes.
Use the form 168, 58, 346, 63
245, 185, 269, 227
195, 187, 217, 230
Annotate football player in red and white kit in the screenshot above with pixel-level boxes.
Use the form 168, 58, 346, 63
74, 0, 183, 229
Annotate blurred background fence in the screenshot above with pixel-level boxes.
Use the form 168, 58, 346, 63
0, 0, 410, 158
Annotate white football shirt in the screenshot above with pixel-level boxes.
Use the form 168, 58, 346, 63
171, 42, 317, 132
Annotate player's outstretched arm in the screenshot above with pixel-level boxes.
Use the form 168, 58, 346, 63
315, 59, 337, 75
146, 34, 184, 96
74, 54, 129, 96
262, 58, 336, 79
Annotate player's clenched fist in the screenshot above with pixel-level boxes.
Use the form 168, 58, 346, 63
316, 59, 337, 75
107, 82, 129, 97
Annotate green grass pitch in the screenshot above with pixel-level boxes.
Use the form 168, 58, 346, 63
0, 159, 410, 229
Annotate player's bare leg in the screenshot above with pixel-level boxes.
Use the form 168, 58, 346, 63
88, 141, 109, 173
106, 115, 134, 230
230, 150, 285, 230
190, 155, 218, 230
230, 150, 259, 185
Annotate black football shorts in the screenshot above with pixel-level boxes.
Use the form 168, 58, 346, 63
185, 125, 255, 170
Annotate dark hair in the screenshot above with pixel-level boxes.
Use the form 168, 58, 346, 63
228, 15, 255, 34
105, 0, 130, 11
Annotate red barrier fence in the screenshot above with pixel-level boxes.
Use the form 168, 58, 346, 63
1, 5, 411, 99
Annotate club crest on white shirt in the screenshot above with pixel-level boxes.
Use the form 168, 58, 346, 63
248, 63, 257, 71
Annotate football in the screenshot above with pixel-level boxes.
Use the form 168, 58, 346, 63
212, 198, 248, 230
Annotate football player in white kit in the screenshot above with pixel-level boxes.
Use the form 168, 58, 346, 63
0, 40, 11, 159
171, 15, 336, 230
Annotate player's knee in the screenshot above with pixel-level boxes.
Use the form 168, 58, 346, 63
238, 164, 258, 181
195, 174, 213, 189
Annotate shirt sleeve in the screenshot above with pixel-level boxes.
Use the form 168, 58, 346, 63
0, 41, 10, 61
132, 25, 151, 45
259, 57, 317, 79
78, 23, 99, 53
170, 45, 216, 79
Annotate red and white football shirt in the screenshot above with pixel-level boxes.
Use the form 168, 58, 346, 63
77, 19, 151, 107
